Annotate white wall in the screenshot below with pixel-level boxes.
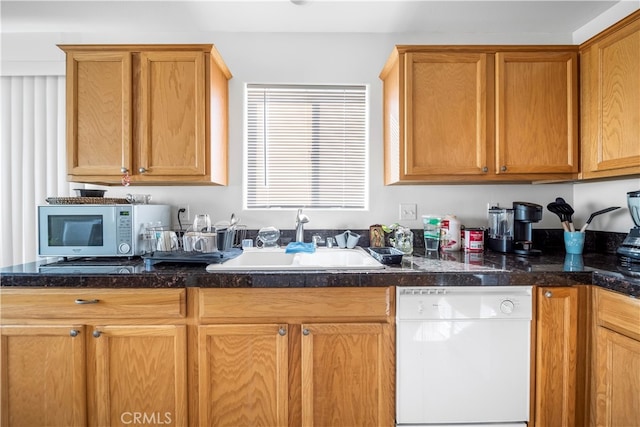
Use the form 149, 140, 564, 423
1, 4, 638, 238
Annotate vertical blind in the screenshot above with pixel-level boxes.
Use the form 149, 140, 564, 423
245, 84, 367, 209
0, 76, 71, 267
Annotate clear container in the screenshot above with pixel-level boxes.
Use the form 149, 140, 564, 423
488, 207, 514, 240
422, 215, 442, 252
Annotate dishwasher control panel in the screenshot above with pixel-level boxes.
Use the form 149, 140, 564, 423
396, 286, 532, 320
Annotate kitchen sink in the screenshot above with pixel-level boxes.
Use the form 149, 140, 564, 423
206, 246, 385, 271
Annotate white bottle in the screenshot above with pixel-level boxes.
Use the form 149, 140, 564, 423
440, 214, 461, 252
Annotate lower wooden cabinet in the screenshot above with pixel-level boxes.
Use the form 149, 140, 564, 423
88, 325, 187, 426
197, 324, 289, 426
533, 286, 588, 427
5, 284, 638, 427
591, 287, 640, 427
192, 287, 395, 427
0, 288, 187, 427
0, 324, 87, 426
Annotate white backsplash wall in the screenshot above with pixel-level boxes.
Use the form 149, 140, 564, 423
574, 178, 640, 233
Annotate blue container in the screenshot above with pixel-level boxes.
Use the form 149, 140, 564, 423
564, 231, 585, 255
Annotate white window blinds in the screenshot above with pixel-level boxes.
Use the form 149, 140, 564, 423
245, 84, 367, 209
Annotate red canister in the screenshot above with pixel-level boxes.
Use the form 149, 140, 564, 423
463, 228, 484, 252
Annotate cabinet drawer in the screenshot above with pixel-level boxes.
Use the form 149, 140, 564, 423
0, 288, 186, 319
198, 287, 393, 323
595, 287, 640, 341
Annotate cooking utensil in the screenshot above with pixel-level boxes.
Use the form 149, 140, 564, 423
579, 206, 621, 232
554, 197, 575, 231
547, 202, 570, 232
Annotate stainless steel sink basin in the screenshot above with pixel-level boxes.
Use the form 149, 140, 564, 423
206, 247, 385, 271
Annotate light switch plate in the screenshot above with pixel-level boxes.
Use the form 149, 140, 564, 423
399, 203, 417, 221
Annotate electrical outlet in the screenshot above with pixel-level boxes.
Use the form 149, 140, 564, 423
177, 204, 191, 223
399, 203, 417, 221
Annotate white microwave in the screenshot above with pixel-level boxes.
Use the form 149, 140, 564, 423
38, 204, 171, 258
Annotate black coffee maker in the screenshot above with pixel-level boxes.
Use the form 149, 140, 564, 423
488, 201, 543, 255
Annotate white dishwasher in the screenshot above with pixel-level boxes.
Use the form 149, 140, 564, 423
396, 286, 532, 427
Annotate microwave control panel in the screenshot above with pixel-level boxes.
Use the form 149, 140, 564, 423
116, 207, 133, 254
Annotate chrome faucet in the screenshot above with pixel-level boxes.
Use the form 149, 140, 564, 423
295, 208, 310, 242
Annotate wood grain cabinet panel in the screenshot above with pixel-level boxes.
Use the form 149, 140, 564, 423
591, 287, 640, 427
88, 325, 187, 427
533, 286, 587, 427
300, 322, 390, 426
380, 46, 578, 184
1, 325, 87, 427
580, 10, 640, 180
496, 52, 578, 175
197, 324, 288, 427
193, 288, 395, 427
0, 288, 188, 427
60, 44, 231, 185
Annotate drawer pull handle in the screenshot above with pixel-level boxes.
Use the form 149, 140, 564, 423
302, 328, 310, 336
544, 291, 553, 298
278, 327, 287, 336
69, 329, 80, 337
92, 330, 102, 338
75, 299, 99, 305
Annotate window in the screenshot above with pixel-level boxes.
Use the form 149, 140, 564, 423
245, 84, 367, 209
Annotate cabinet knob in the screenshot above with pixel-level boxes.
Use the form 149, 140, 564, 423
138, 167, 147, 174
120, 167, 129, 173
482, 166, 488, 173
92, 330, 102, 338
302, 328, 310, 336
75, 298, 99, 305
278, 327, 287, 336
501, 165, 507, 172
69, 329, 80, 337
544, 291, 553, 298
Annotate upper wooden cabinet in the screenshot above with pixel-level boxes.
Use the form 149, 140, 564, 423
380, 46, 579, 184
580, 10, 640, 180
59, 44, 231, 185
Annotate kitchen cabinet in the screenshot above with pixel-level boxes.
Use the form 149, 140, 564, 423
0, 288, 188, 427
60, 44, 231, 185
580, 10, 640, 180
0, 324, 87, 426
192, 287, 394, 427
532, 286, 588, 427
379, 46, 578, 184
590, 287, 640, 427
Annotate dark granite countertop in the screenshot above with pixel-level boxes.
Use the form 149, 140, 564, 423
1, 248, 638, 298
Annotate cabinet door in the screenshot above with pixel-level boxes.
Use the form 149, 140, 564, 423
404, 52, 491, 178
137, 51, 207, 178
1, 325, 87, 427
496, 52, 578, 175
300, 323, 393, 427
65, 51, 132, 178
592, 287, 640, 426
593, 326, 640, 426
197, 324, 288, 427
88, 325, 187, 427
534, 287, 580, 427
581, 15, 640, 179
